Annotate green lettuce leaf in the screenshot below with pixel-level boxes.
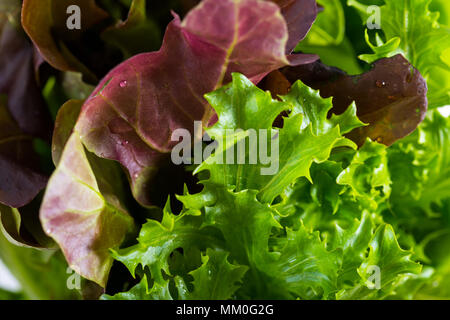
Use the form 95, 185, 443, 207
337, 224, 422, 299
198, 73, 359, 204
109, 73, 421, 300
337, 139, 391, 211
188, 249, 248, 300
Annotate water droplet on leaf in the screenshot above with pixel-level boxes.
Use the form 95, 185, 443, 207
376, 80, 386, 88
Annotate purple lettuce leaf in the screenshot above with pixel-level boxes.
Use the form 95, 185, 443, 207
0, 17, 52, 141
277, 54, 428, 146
0, 96, 47, 209
40, 98, 136, 286
75, 0, 308, 206
177, 0, 319, 54
0, 9, 52, 247
271, 0, 318, 53
41, 130, 135, 287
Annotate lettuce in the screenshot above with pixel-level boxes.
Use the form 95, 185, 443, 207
105, 74, 421, 300
39, 0, 319, 287
1, 0, 448, 300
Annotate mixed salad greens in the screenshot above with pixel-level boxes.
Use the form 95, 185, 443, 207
0, 0, 449, 300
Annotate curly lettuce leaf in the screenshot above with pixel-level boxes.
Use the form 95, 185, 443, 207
337, 224, 422, 299
111, 198, 224, 284
337, 139, 391, 211
198, 73, 359, 205
101, 274, 173, 300
188, 249, 248, 300
386, 111, 450, 226
375, 111, 450, 299
108, 72, 421, 300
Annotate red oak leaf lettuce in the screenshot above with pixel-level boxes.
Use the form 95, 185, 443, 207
271, 0, 318, 53
0, 3, 53, 249
0, 96, 47, 209
0, 8, 52, 141
178, 0, 319, 54
40, 131, 135, 287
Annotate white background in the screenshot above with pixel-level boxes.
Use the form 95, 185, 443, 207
0, 258, 21, 292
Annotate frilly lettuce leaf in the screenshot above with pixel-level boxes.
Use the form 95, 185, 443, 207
337, 139, 391, 211
188, 249, 248, 300
101, 274, 172, 300
375, 110, 450, 298
101, 275, 152, 300
388, 111, 450, 217
111, 199, 223, 284
337, 224, 422, 300
198, 73, 359, 205
107, 73, 420, 300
